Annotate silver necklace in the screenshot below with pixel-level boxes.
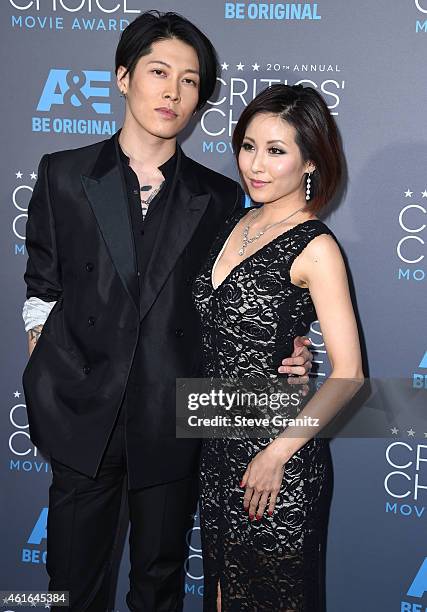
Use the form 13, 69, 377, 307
239, 207, 305, 256
140, 182, 164, 205
119, 143, 164, 212
139, 182, 164, 220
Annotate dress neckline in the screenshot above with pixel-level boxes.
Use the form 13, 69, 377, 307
211, 217, 323, 291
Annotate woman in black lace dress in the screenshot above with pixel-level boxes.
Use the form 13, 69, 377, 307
193, 85, 363, 611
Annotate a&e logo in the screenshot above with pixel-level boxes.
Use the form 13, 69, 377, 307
413, 351, 427, 388
32, 68, 117, 136
22, 507, 47, 565
401, 557, 427, 610
37, 69, 111, 113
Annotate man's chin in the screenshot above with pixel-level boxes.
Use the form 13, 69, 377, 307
152, 116, 193, 139
154, 129, 190, 142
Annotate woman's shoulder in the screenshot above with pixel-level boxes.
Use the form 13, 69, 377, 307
300, 218, 332, 234
292, 220, 341, 265
293, 218, 338, 246
278, 219, 340, 268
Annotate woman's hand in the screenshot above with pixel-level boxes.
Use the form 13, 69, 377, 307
240, 444, 291, 520
278, 335, 313, 381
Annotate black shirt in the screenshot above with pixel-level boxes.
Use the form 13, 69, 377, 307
117, 146, 178, 455
118, 145, 177, 303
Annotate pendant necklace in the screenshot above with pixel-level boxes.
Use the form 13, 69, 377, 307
139, 182, 164, 220
120, 143, 164, 215
140, 182, 164, 205
239, 206, 305, 257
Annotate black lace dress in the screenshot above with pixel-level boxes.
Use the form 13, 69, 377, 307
192, 209, 334, 611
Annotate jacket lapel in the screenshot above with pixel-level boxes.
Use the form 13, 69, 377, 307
81, 135, 139, 310
140, 148, 211, 321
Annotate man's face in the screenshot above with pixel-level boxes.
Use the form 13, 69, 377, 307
117, 37, 200, 141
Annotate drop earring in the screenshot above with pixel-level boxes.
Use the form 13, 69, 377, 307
305, 171, 312, 201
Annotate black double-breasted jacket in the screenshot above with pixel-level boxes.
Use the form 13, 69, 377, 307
23, 133, 243, 487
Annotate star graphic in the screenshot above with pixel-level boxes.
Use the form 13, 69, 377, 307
3, 597, 9, 604
407, 428, 415, 437
14, 390, 21, 398
16, 170, 23, 179
404, 189, 413, 197
422, 190, 427, 198
221, 62, 229, 70
236, 62, 245, 71
252, 62, 260, 71
31, 602, 37, 607
390, 427, 399, 435
30, 171, 37, 180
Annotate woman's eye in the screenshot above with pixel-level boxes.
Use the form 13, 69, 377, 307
241, 143, 254, 151
269, 147, 285, 155
183, 78, 198, 86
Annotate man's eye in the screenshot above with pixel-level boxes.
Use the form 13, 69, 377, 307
152, 69, 165, 76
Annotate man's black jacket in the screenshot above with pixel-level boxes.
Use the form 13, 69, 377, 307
23, 133, 243, 485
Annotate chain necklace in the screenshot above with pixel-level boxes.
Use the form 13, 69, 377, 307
140, 182, 164, 205
239, 206, 305, 257
139, 182, 164, 220
119, 143, 165, 218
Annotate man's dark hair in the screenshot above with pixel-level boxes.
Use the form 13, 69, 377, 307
115, 11, 219, 111
232, 84, 343, 213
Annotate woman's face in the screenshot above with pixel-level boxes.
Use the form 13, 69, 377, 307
238, 113, 314, 205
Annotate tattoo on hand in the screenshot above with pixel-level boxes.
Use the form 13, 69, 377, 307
30, 325, 43, 345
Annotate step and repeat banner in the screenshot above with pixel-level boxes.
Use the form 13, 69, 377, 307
1, 1, 426, 610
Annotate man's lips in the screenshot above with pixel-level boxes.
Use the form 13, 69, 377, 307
155, 107, 178, 119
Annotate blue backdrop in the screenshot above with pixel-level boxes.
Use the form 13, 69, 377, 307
1, 1, 426, 610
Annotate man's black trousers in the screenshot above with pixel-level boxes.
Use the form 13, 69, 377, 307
46, 404, 198, 611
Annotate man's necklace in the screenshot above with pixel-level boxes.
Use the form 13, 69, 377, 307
120, 144, 165, 214
239, 206, 305, 256
140, 182, 164, 205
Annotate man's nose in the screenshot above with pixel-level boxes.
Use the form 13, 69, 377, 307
163, 80, 180, 103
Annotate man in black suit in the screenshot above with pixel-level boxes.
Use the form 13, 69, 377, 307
23, 11, 313, 611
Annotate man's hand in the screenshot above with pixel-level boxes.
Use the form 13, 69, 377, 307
28, 325, 43, 356
277, 335, 313, 382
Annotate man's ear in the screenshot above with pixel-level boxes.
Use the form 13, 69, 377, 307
116, 66, 128, 96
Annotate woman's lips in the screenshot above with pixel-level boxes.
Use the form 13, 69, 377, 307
249, 179, 269, 189
155, 107, 178, 119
